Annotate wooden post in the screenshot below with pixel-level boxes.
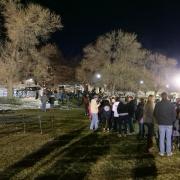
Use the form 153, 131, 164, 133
15, 114, 18, 132
51, 109, 54, 129
23, 114, 26, 134
15, 123, 18, 132
38, 115, 42, 134
23, 122, 26, 134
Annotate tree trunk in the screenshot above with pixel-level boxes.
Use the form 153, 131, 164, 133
112, 84, 116, 95
7, 80, 13, 98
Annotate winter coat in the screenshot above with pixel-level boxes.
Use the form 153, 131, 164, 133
173, 119, 180, 137
112, 102, 120, 117
127, 100, 136, 117
90, 99, 100, 114
143, 102, 155, 124
135, 102, 144, 121
154, 100, 176, 126
41, 95, 48, 104
117, 101, 128, 116
101, 103, 112, 120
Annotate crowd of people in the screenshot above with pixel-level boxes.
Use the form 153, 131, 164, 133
39, 87, 180, 156
40, 88, 83, 111
85, 92, 180, 157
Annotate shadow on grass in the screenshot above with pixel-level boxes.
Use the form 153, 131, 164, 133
35, 132, 110, 180
0, 126, 87, 179
98, 135, 158, 179
133, 138, 158, 179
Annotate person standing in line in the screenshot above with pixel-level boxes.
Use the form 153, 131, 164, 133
40, 92, 48, 112
136, 98, 145, 138
117, 98, 129, 137
82, 94, 90, 116
101, 99, 112, 132
127, 96, 136, 134
90, 95, 100, 131
112, 97, 120, 132
143, 95, 155, 153
49, 93, 55, 109
154, 92, 176, 156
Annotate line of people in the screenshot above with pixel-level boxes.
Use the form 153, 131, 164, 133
88, 92, 179, 157
89, 95, 137, 136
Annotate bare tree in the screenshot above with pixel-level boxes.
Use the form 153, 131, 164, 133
0, 0, 62, 97
146, 53, 177, 94
77, 30, 148, 92
33, 44, 74, 87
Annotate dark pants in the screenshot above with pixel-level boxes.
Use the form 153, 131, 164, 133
138, 123, 144, 137
112, 117, 118, 131
102, 112, 111, 130
173, 136, 180, 150
118, 115, 128, 135
84, 104, 89, 115
128, 116, 134, 133
144, 123, 154, 150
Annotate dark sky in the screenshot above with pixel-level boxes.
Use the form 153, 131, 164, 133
28, 0, 180, 61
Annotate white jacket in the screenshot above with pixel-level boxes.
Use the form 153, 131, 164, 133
112, 102, 120, 117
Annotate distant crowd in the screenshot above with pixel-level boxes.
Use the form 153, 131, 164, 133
39, 88, 83, 111
83, 92, 180, 157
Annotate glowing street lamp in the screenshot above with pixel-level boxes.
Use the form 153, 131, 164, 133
26, 78, 34, 83
28, 78, 33, 82
96, 73, 101, 79
140, 80, 144, 85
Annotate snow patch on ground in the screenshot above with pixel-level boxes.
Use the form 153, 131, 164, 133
0, 98, 41, 110
0, 98, 79, 110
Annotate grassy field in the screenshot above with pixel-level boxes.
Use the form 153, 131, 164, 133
0, 109, 180, 180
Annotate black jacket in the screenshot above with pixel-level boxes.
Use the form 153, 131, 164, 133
117, 102, 128, 114
154, 100, 176, 125
127, 100, 136, 117
135, 102, 144, 121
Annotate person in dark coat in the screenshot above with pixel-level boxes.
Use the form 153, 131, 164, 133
136, 98, 145, 138
101, 100, 112, 132
127, 96, 136, 134
143, 95, 155, 153
154, 92, 176, 156
82, 94, 90, 116
117, 98, 129, 137
49, 92, 55, 109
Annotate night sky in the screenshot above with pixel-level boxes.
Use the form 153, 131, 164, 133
27, 0, 180, 62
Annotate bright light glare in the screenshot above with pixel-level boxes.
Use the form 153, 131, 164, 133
96, 73, 101, 79
166, 84, 169, 89
27, 78, 33, 83
174, 75, 180, 87
139, 80, 144, 84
